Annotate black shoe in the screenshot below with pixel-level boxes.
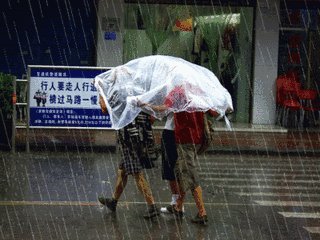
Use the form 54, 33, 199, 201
143, 204, 160, 219
172, 207, 184, 218
98, 197, 117, 212
191, 214, 208, 225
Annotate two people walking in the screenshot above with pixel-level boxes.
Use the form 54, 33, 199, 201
97, 94, 215, 225
94, 55, 233, 225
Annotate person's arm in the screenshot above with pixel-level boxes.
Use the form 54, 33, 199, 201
99, 95, 108, 114
137, 100, 168, 112
207, 109, 219, 118
207, 108, 233, 121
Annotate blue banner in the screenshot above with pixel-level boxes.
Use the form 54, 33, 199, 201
29, 66, 112, 129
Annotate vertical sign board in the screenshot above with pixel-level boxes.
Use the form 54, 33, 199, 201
28, 66, 112, 129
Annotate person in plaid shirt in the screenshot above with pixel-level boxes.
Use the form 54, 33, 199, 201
98, 95, 160, 219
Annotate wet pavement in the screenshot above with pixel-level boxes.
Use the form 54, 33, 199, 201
1, 151, 320, 240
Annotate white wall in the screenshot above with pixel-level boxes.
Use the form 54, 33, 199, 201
252, 0, 280, 124
237, 7, 254, 123
96, 0, 124, 67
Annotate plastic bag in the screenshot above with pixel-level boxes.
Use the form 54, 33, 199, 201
94, 55, 233, 129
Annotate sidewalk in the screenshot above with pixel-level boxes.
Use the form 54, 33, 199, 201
14, 123, 320, 155
207, 122, 320, 155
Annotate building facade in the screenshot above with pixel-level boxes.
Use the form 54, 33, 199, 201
95, 0, 281, 125
1, 0, 319, 126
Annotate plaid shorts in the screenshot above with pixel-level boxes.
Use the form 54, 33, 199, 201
117, 112, 157, 175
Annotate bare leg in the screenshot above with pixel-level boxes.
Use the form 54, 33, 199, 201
134, 172, 160, 218
133, 172, 155, 205
169, 180, 179, 194
192, 186, 206, 217
175, 183, 186, 212
113, 168, 128, 200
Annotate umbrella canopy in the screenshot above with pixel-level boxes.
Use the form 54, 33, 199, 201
94, 55, 233, 129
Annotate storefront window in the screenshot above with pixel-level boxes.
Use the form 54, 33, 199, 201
278, 5, 320, 90
124, 3, 254, 123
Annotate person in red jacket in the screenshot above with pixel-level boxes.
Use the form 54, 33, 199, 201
171, 110, 209, 224
138, 86, 219, 225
